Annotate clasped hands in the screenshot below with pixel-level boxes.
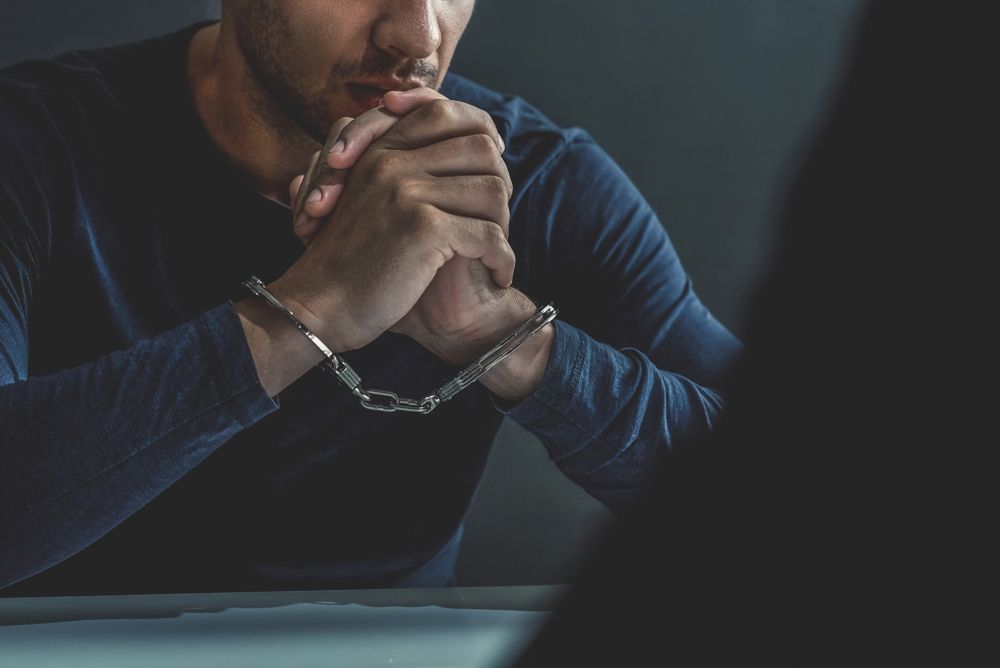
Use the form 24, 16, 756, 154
272, 88, 536, 369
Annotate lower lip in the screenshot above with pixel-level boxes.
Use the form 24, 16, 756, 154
345, 83, 386, 112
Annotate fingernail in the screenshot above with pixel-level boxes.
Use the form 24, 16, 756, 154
306, 188, 323, 204
330, 140, 345, 154
294, 211, 309, 229
498, 136, 506, 153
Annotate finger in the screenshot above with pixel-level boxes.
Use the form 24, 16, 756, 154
435, 213, 516, 288
302, 99, 422, 223
381, 87, 448, 117
326, 88, 448, 171
379, 99, 505, 154
294, 117, 354, 227
409, 175, 512, 238
302, 182, 346, 218
292, 151, 322, 228
397, 134, 513, 194
324, 106, 404, 170
298, 162, 351, 223
288, 173, 306, 203
295, 182, 346, 242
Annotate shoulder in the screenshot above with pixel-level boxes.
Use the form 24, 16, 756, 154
0, 52, 109, 241
441, 72, 604, 198
0, 21, 205, 154
440, 71, 579, 145
0, 50, 105, 159
0, 23, 203, 247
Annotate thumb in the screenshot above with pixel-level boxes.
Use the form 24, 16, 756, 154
381, 87, 448, 116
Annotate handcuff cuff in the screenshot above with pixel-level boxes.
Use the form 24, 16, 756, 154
243, 276, 557, 414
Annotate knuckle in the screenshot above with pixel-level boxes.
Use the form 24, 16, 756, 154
426, 98, 456, 121
492, 159, 514, 198
477, 109, 499, 134
410, 204, 439, 233
496, 206, 511, 235
485, 219, 506, 243
483, 174, 508, 197
393, 177, 423, 204
484, 175, 513, 214
468, 133, 496, 154
363, 151, 395, 180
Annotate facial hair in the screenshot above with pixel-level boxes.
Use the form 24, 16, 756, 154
234, 0, 439, 145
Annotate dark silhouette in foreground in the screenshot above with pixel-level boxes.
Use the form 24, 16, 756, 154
516, 3, 991, 663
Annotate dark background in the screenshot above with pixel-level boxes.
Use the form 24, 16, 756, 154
0, 0, 864, 585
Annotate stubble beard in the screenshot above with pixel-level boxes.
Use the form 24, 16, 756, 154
234, 0, 334, 146
233, 0, 443, 148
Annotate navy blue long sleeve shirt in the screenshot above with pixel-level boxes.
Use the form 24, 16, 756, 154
0, 21, 742, 594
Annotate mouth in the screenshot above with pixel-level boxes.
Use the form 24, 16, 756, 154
344, 79, 425, 113
345, 82, 388, 112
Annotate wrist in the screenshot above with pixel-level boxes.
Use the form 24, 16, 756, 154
425, 290, 555, 404
479, 320, 555, 404
234, 293, 325, 397
267, 273, 356, 353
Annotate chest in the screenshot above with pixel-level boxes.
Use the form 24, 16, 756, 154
26, 143, 304, 371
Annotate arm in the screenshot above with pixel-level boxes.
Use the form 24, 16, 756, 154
0, 274, 282, 589
0, 174, 366, 589
0, 81, 329, 588
294, 99, 741, 515
0, 85, 513, 588
474, 136, 743, 514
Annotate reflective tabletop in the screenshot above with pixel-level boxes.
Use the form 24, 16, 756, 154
0, 585, 565, 667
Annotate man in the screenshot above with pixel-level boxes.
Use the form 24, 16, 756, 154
0, 1, 740, 594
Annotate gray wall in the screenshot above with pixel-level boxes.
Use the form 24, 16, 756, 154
452, 1, 865, 585
0, 1, 865, 585
0, 1, 219, 61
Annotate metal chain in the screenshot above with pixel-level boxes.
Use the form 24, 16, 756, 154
244, 276, 557, 415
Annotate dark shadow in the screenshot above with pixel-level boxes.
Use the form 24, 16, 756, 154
515, 2, 991, 664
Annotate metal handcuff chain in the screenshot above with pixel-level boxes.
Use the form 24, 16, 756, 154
243, 276, 557, 414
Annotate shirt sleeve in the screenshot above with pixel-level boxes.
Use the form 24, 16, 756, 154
495, 134, 744, 514
0, 81, 279, 589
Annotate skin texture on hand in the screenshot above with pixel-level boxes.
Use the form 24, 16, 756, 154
291, 88, 505, 240
274, 93, 516, 359
288, 91, 514, 339
287, 91, 553, 401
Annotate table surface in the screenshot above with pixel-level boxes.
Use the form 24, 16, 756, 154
0, 585, 565, 668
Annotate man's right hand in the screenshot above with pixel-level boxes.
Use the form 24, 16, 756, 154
269, 96, 514, 354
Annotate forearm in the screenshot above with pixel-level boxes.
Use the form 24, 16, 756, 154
486, 318, 727, 514
411, 288, 725, 514
233, 293, 325, 398
0, 303, 277, 589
